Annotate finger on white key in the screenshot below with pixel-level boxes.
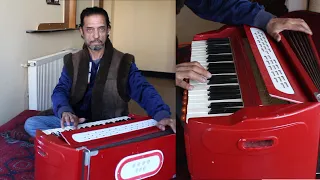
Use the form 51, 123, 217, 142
189, 80, 209, 86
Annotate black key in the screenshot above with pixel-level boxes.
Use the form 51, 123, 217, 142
206, 43, 230, 47
51, 132, 58, 136
205, 48, 231, 54
209, 93, 241, 100
208, 75, 238, 84
209, 75, 237, 80
207, 55, 233, 62
206, 49, 232, 54
207, 63, 235, 69
208, 78, 238, 85
207, 65, 235, 71
209, 107, 241, 114
208, 68, 235, 74
209, 102, 243, 108
206, 39, 229, 43
206, 45, 231, 49
207, 38, 230, 44
208, 88, 240, 95
208, 85, 240, 92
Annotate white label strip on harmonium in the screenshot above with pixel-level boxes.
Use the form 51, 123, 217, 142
42, 116, 131, 135
71, 119, 158, 143
250, 27, 294, 95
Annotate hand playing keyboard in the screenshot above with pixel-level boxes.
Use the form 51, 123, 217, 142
61, 112, 86, 129
176, 61, 211, 90
183, 38, 244, 120
156, 118, 176, 133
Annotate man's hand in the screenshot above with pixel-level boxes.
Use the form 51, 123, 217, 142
176, 62, 211, 90
156, 118, 176, 133
266, 18, 312, 42
61, 112, 85, 129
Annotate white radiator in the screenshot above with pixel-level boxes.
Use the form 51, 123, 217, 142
27, 49, 79, 111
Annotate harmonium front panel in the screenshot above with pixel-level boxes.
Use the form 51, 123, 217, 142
35, 115, 176, 180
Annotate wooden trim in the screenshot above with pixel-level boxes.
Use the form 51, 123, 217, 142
35, 0, 77, 31
65, 0, 77, 29
33, 0, 116, 31
110, 0, 115, 41
26, 28, 78, 33
38, 23, 65, 30
99, 0, 104, 8
33, 0, 106, 31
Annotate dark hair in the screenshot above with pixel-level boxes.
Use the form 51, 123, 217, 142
176, 0, 185, 14
80, 6, 111, 28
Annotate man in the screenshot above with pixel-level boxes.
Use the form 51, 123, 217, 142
24, 7, 176, 137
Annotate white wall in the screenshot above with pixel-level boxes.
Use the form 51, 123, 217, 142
110, 0, 175, 73
285, 0, 308, 12
76, 0, 97, 25
0, 0, 88, 125
176, 5, 224, 44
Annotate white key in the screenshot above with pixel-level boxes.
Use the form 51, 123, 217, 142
191, 44, 230, 49
187, 93, 241, 101
191, 40, 206, 45
201, 61, 234, 66
42, 116, 131, 135
188, 86, 240, 96
191, 83, 239, 91
185, 39, 243, 122
191, 54, 233, 60
188, 91, 208, 96
71, 119, 157, 143
187, 99, 243, 109
191, 52, 232, 57
190, 80, 209, 86
188, 95, 210, 101
192, 41, 230, 46
187, 108, 210, 113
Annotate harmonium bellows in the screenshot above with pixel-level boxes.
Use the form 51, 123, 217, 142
182, 25, 320, 179
34, 114, 176, 180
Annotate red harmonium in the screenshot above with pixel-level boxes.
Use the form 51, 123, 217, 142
181, 25, 320, 179
34, 114, 176, 180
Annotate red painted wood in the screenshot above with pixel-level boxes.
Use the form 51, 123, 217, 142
34, 114, 175, 180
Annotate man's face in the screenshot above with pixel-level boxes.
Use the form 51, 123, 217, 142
80, 14, 109, 51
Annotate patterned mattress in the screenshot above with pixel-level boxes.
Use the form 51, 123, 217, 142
0, 110, 38, 180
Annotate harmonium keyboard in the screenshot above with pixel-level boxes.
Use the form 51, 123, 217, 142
34, 114, 175, 180
181, 25, 320, 179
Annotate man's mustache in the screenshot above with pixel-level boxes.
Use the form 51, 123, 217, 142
90, 40, 103, 43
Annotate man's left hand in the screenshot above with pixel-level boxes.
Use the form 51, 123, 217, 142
156, 118, 176, 133
266, 18, 312, 42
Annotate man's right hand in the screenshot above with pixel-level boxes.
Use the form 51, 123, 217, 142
176, 62, 211, 90
61, 112, 86, 129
